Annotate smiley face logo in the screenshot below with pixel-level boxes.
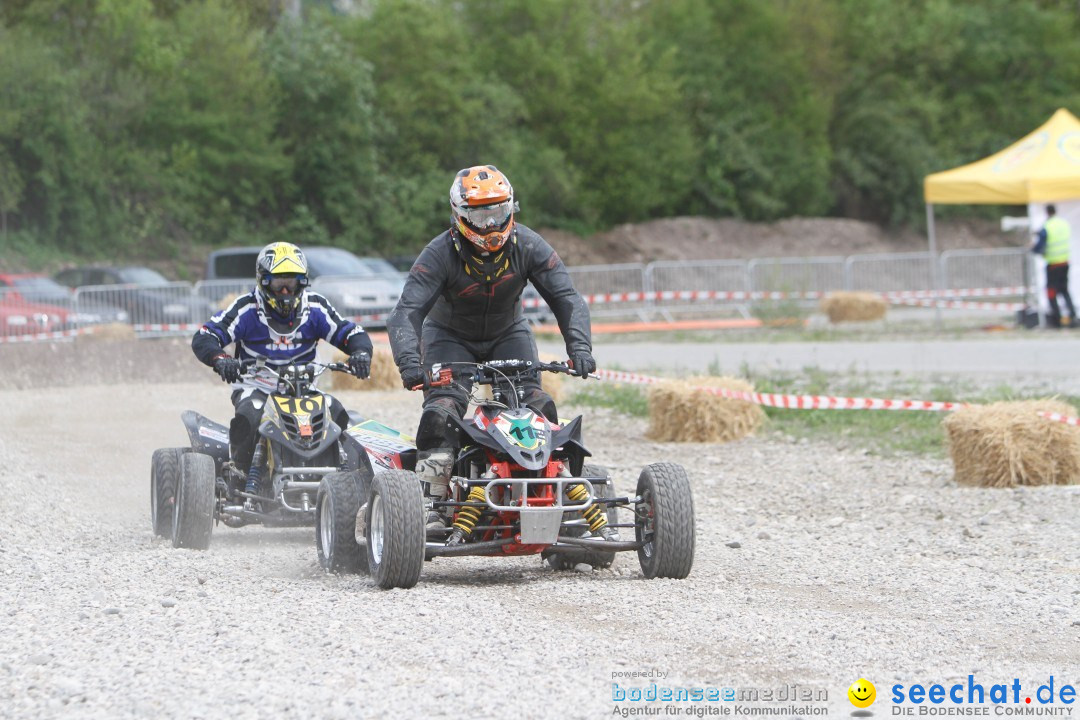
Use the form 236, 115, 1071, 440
848, 678, 876, 708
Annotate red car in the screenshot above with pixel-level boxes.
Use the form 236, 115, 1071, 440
0, 273, 72, 337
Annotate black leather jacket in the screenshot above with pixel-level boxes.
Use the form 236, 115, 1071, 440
387, 224, 592, 369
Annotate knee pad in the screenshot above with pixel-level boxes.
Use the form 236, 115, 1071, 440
230, 415, 254, 447
523, 388, 558, 423
416, 400, 459, 451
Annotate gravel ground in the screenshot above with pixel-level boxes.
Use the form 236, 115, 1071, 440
1, 344, 1078, 719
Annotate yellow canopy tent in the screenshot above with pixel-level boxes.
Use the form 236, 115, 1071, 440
924, 108, 1080, 204
922, 109, 1080, 322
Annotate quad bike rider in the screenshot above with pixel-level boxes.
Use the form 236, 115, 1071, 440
385, 165, 611, 541
191, 241, 373, 506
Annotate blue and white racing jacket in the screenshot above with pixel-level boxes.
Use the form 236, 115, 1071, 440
191, 289, 372, 395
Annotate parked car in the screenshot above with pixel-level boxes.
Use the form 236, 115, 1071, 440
0, 273, 129, 327
53, 266, 212, 326
205, 246, 403, 326
0, 283, 70, 337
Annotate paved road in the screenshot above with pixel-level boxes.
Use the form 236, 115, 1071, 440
542, 335, 1080, 379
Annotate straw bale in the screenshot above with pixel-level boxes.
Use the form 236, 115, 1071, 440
326, 346, 401, 391
76, 323, 137, 343
216, 293, 239, 311
647, 376, 765, 443
537, 351, 564, 404
943, 400, 1080, 488
820, 292, 887, 323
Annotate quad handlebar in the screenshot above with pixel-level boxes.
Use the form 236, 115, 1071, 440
409, 359, 595, 409
238, 360, 356, 397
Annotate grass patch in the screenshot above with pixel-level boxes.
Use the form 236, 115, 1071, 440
569, 381, 649, 417
567, 363, 1080, 458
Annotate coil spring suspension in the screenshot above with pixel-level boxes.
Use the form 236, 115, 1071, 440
448, 486, 487, 545
568, 483, 608, 533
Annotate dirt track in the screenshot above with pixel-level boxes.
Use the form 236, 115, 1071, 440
1, 341, 1077, 719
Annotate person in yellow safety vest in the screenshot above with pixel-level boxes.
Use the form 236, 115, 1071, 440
1031, 204, 1075, 328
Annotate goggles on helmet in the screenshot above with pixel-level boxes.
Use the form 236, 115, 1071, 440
458, 199, 513, 232
268, 275, 301, 295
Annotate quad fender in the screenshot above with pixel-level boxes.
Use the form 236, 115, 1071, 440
338, 428, 376, 482
181, 410, 230, 465
549, 415, 590, 477
341, 419, 419, 474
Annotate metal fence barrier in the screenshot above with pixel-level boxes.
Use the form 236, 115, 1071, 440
845, 252, 936, 293
2, 248, 1034, 342
940, 248, 1030, 290
567, 263, 650, 319
646, 259, 751, 318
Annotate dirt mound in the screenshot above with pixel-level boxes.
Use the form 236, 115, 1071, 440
542, 216, 1020, 266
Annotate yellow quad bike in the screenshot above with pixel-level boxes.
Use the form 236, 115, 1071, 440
151, 361, 407, 550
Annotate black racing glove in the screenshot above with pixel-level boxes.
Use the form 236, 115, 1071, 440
212, 355, 242, 383
399, 363, 428, 391
569, 351, 596, 379
348, 351, 371, 379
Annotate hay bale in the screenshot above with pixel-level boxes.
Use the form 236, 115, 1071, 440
216, 293, 239, 311
647, 376, 765, 443
326, 346, 401, 391
76, 322, 137, 343
537, 351, 564, 404
820, 292, 887, 323
943, 400, 1080, 488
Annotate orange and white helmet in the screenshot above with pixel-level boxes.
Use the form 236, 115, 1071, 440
450, 165, 516, 253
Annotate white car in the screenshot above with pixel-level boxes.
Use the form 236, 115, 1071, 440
205, 246, 403, 328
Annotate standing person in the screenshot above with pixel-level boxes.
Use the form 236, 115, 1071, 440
192, 242, 373, 498
1031, 204, 1075, 328
386, 165, 599, 532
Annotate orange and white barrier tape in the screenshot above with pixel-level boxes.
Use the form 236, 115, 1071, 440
0, 327, 95, 343
1037, 411, 1080, 426
888, 298, 1025, 311
594, 368, 967, 412
882, 286, 1028, 300
524, 286, 1031, 310
597, 368, 1080, 425
133, 323, 203, 333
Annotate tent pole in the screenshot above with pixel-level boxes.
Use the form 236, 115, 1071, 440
926, 203, 942, 328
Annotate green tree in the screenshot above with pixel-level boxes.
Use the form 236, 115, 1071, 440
265, 13, 380, 248
646, 0, 833, 220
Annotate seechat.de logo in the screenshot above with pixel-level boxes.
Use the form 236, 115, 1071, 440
849, 679, 877, 709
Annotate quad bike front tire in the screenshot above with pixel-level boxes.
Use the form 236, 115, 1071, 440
317, 471, 368, 574
172, 452, 216, 550
366, 470, 424, 589
543, 464, 618, 570
151, 447, 185, 538
635, 462, 695, 579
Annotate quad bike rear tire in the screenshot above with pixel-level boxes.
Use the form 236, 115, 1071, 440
543, 464, 618, 570
635, 462, 695, 579
366, 470, 424, 589
172, 452, 215, 550
151, 447, 185, 538
317, 471, 368, 574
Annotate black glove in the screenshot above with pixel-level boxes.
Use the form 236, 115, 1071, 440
212, 355, 242, 383
400, 363, 428, 391
569, 351, 596, 379
348, 351, 371, 379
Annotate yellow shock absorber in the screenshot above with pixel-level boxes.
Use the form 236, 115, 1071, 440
568, 483, 608, 533
452, 486, 487, 537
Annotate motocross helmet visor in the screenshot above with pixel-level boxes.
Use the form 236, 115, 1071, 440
268, 275, 301, 295
459, 199, 514, 232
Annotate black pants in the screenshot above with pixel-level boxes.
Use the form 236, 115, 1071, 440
229, 389, 349, 471
1046, 262, 1075, 324
415, 319, 556, 451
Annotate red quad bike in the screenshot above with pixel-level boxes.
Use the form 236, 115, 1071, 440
151, 361, 418, 550
315, 359, 696, 590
